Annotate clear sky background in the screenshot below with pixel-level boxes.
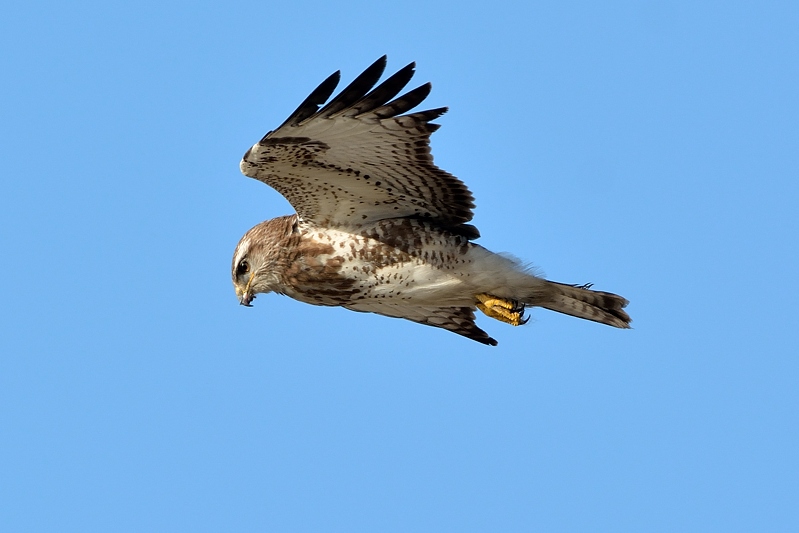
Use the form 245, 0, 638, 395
2, 1, 797, 531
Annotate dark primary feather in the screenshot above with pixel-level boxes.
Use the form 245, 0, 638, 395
348, 61, 418, 117
310, 56, 436, 121
276, 70, 342, 129
369, 83, 433, 119
317, 55, 387, 118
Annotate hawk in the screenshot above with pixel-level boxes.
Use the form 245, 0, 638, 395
232, 56, 630, 346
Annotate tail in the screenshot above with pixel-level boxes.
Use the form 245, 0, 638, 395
537, 281, 631, 328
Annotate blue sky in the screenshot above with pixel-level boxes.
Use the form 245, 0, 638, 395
2, 0, 797, 531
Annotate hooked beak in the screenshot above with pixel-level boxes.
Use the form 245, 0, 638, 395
239, 291, 254, 307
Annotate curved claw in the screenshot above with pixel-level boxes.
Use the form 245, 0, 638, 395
475, 293, 528, 327
239, 292, 255, 307
510, 299, 525, 314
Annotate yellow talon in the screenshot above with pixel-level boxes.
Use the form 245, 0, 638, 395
475, 293, 527, 326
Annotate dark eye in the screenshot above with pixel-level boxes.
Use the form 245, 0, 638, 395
236, 260, 250, 276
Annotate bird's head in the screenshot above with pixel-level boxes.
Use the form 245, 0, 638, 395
231, 220, 285, 307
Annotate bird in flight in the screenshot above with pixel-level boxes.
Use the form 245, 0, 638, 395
232, 56, 630, 345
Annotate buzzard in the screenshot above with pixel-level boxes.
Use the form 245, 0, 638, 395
232, 56, 630, 345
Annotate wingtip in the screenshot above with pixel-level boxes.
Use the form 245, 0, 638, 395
327, 69, 342, 86
369, 55, 388, 73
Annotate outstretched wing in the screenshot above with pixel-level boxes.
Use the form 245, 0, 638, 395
345, 302, 498, 346
240, 56, 476, 233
